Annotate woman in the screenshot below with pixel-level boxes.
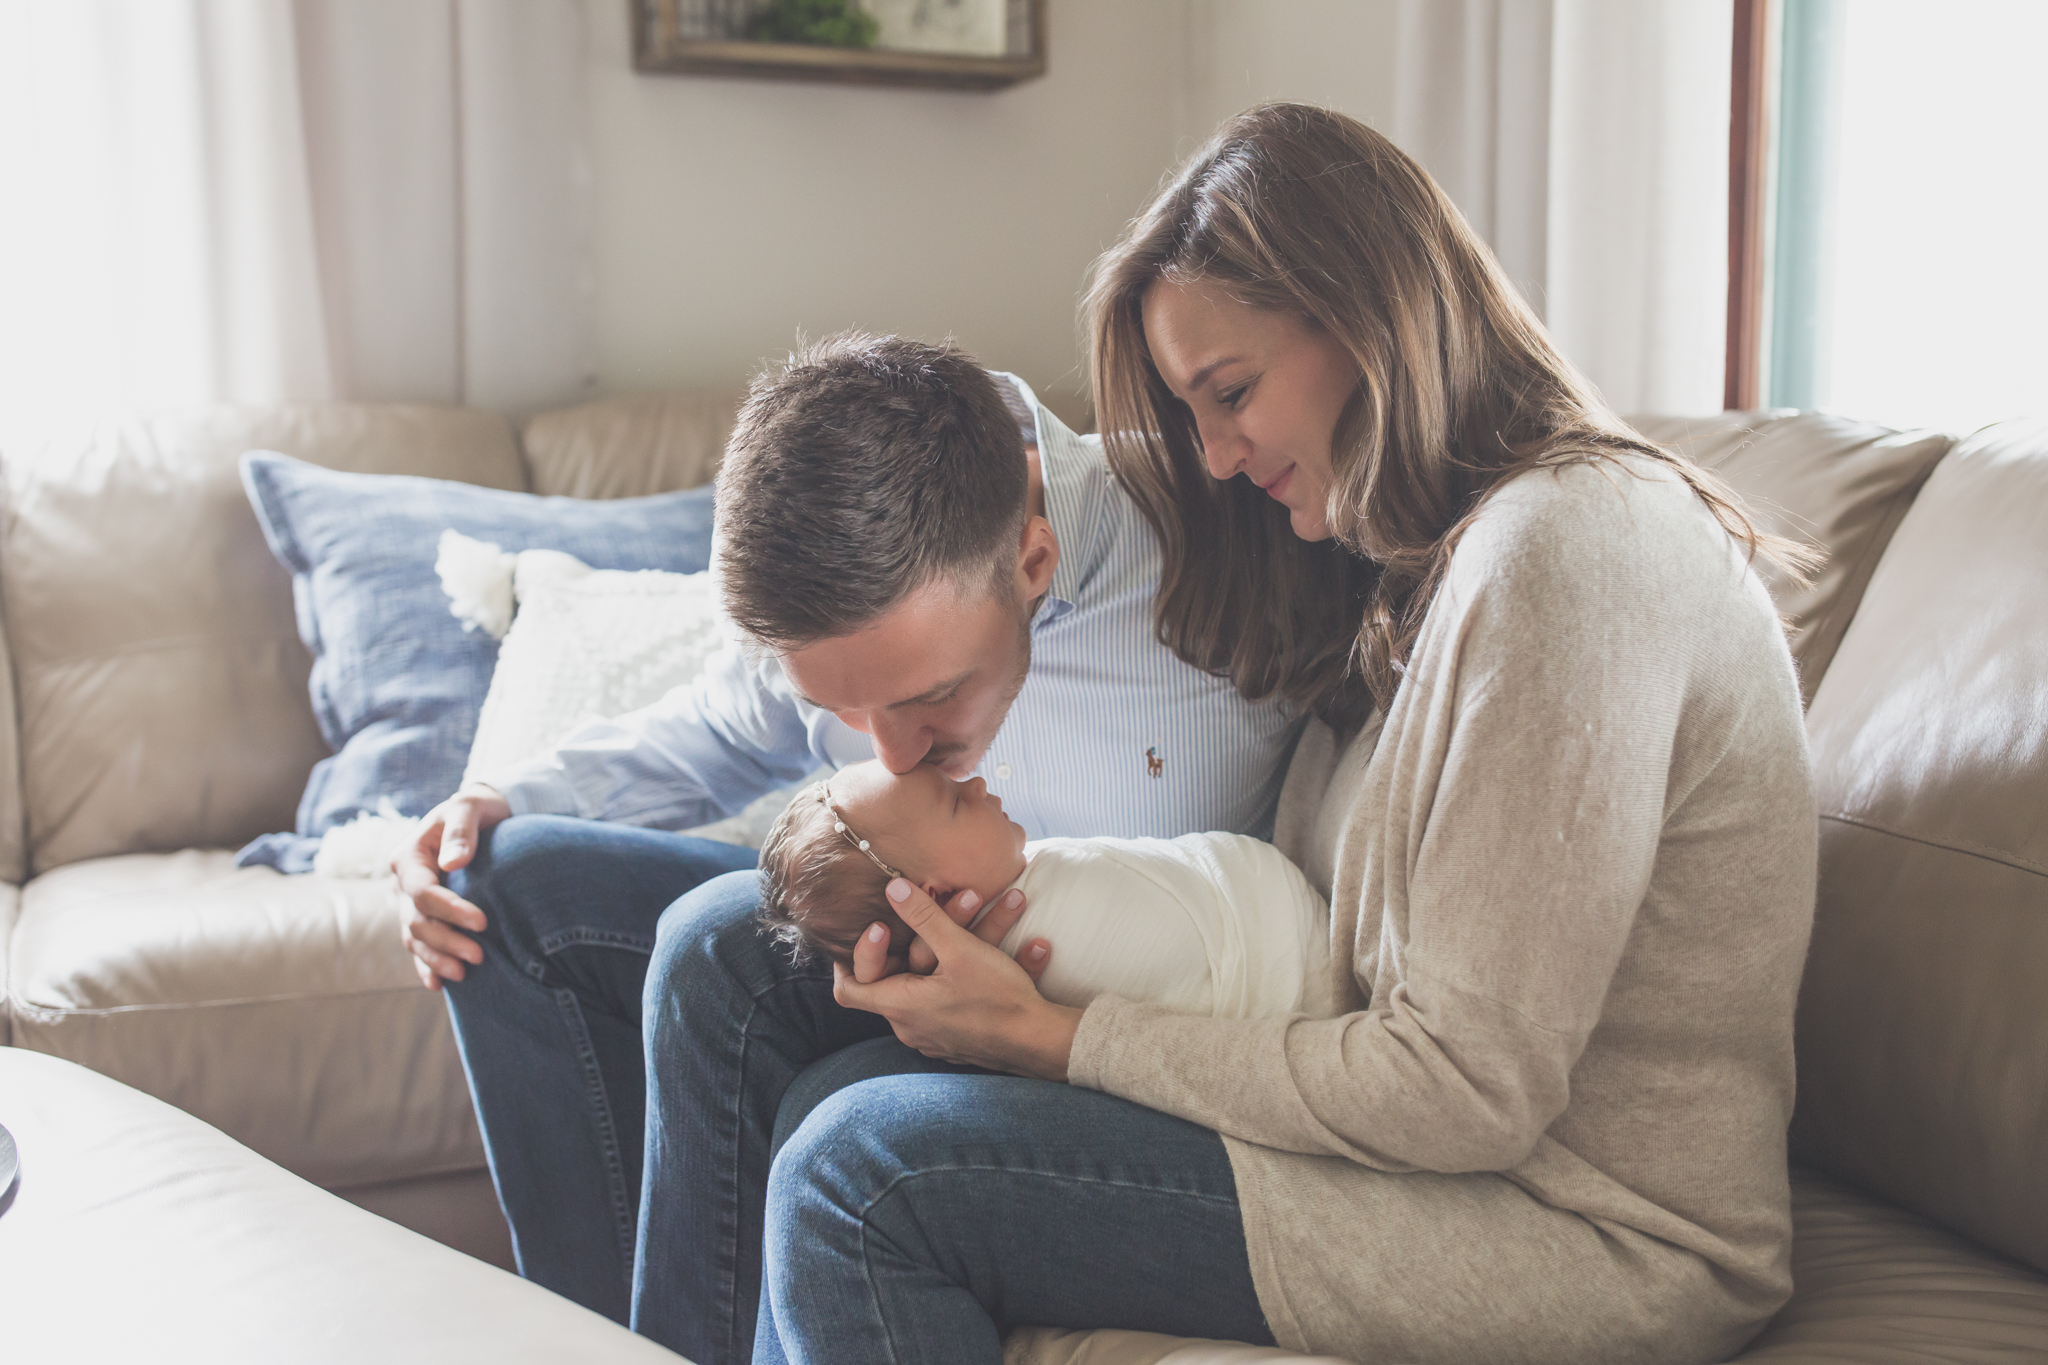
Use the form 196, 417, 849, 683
777, 104, 1818, 1365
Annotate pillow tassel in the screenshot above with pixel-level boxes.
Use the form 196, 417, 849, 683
435, 529, 518, 639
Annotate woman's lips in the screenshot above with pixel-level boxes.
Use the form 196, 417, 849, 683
1259, 466, 1294, 500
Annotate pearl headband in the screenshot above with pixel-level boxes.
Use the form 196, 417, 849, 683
816, 779, 902, 880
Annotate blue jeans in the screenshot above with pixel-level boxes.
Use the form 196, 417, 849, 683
756, 1053, 1276, 1365
441, 816, 760, 1320
445, 816, 1270, 1365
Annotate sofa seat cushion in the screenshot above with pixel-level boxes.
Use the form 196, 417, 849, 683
0, 1048, 680, 1365
1734, 1169, 2048, 1362
1006, 1170, 2048, 1365
5, 849, 479, 1189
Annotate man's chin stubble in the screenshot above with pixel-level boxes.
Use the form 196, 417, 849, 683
924, 609, 1034, 778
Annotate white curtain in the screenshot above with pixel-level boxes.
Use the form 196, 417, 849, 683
1392, 0, 1732, 415
0, 0, 593, 425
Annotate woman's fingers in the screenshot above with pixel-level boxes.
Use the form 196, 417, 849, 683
969, 888, 1027, 944
963, 889, 1049, 980
881, 879, 977, 962
908, 887, 993, 974
850, 920, 893, 985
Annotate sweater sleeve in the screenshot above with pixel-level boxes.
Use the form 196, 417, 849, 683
1067, 464, 1740, 1173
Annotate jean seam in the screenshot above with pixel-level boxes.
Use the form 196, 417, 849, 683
552, 983, 638, 1288
717, 967, 837, 1365
539, 926, 658, 956
862, 1164, 1242, 1214
851, 1165, 1241, 1361
716, 991, 753, 1365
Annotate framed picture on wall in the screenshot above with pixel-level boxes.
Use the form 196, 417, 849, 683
633, 0, 1047, 90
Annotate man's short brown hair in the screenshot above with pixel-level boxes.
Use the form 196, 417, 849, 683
715, 333, 1029, 649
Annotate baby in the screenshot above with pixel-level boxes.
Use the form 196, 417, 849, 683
758, 760, 1337, 1021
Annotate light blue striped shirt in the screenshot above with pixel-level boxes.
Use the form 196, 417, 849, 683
492, 375, 1303, 842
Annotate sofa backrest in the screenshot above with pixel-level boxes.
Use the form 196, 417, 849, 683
1630, 412, 1951, 702
1791, 418, 2048, 1276
0, 405, 525, 876
520, 390, 741, 499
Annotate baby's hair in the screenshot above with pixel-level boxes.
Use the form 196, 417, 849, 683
758, 791, 901, 964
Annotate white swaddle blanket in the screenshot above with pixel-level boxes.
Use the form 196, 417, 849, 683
992, 832, 1337, 1020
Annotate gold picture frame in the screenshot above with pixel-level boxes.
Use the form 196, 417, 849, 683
632, 0, 1047, 91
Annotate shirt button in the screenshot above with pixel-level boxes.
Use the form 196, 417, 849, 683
995, 764, 1012, 779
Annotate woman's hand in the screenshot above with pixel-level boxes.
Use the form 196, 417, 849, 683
834, 879, 1082, 1081
903, 885, 1026, 974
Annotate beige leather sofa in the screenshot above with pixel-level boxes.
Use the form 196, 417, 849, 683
1, 397, 2043, 1364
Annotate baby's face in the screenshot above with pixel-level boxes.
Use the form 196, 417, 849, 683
830, 760, 1029, 905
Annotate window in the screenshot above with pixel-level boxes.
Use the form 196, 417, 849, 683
1733, 0, 2048, 432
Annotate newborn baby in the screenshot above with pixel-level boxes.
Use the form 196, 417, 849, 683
758, 761, 1337, 1021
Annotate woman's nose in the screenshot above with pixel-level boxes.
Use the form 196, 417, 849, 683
1196, 417, 1249, 480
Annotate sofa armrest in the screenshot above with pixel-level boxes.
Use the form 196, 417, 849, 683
0, 880, 18, 1046
0, 1048, 682, 1363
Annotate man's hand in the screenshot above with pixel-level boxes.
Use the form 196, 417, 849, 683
834, 879, 1078, 1080
392, 784, 513, 990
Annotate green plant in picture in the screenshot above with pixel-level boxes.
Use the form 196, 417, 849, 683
746, 0, 880, 48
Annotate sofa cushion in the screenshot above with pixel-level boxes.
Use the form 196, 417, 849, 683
1732, 1169, 2048, 1362
1629, 412, 1951, 701
1793, 419, 2048, 1277
4, 849, 480, 1189
236, 455, 719, 872
519, 389, 742, 498
0, 1048, 681, 1365
1005, 1170, 2048, 1365
1005, 1329, 1350, 1364
0, 404, 526, 876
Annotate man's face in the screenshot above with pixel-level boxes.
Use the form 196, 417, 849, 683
779, 575, 1034, 778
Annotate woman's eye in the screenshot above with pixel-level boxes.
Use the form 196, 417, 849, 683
1219, 384, 1250, 409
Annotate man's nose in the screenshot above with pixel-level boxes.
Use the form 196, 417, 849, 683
863, 713, 933, 774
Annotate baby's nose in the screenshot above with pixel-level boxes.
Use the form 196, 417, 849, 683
964, 777, 987, 799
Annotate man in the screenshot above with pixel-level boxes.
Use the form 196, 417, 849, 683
394, 334, 1300, 1363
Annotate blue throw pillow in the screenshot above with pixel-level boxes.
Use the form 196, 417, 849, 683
236, 452, 717, 873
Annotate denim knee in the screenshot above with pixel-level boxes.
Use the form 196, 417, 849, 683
452, 815, 596, 965
462, 815, 617, 902
644, 867, 782, 1020
765, 1080, 893, 1228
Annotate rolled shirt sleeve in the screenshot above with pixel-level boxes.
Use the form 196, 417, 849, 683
485, 640, 869, 830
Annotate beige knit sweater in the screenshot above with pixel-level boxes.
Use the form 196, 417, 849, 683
1067, 456, 1817, 1365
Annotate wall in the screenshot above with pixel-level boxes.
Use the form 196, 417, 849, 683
1176, 0, 1397, 155
582, 0, 1396, 428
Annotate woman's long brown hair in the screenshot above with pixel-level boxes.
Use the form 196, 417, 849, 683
1087, 103, 1810, 729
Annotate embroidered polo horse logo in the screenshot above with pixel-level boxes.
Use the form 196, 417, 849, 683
1145, 745, 1164, 778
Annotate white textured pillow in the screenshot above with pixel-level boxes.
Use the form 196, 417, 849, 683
448, 530, 812, 849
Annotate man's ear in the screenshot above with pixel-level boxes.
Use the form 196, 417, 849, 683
1014, 515, 1058, 605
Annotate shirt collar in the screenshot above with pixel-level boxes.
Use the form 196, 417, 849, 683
990, 370, 1098, 631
